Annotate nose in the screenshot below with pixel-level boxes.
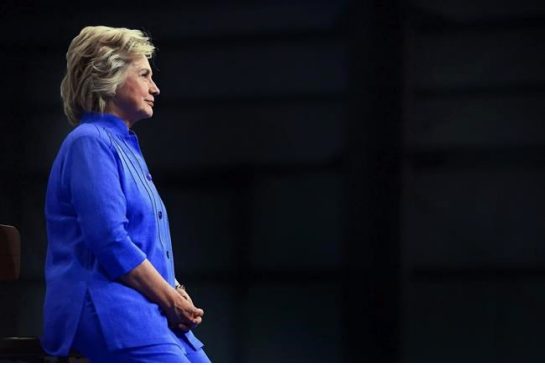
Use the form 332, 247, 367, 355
150, 79, 160, 96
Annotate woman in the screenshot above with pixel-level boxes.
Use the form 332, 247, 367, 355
42, 25, 210, 362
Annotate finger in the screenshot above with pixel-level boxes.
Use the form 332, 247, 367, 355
179, 316, 200, 329
177, 323, 191, 332
193, 307, 204, 317
170, 319, 187, 330
179, 316, 196, 329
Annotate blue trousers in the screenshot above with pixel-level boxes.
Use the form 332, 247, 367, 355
72, 294, 210, 362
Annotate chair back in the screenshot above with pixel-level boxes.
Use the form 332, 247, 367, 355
0, 224, 21, 281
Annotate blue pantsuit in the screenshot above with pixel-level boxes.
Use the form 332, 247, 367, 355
42, 113, 208, 362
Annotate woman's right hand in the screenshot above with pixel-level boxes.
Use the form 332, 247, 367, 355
165, 288, 204, 332
119, 260, 204, 332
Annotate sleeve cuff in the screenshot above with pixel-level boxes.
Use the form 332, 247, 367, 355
96, 236, 147, 279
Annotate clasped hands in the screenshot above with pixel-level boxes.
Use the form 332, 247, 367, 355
165, 285, 204, 332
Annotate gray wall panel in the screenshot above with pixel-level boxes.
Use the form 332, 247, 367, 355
19, 181, 47, 280
411, 0, 545, 21
0, 1, 346, 45
161, 188, 238, 274
245, 283, 342, 362
406, 96, 545, 147
403, 278, 545, 362
402, 279, 499, 362
23, 113, 71, 173
250, 173, 342, 270
137, 103, 344, 168
402, 167, 545, 267
156, 42, 347, 100
413, 29, 545, 90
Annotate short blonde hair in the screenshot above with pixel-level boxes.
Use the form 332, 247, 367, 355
61, 25, 156, 125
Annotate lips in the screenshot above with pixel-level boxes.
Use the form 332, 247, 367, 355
145, 100, 154, 107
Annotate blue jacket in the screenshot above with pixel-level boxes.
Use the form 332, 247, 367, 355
42, 112, 203, 356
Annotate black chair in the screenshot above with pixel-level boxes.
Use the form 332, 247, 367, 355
0, 224, 85, 362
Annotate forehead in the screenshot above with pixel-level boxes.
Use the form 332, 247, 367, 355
129, 56, 151, 70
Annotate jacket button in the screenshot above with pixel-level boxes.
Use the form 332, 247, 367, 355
146, 173, 152, 181
166, 251, 170, 258
158, 211, 163, 219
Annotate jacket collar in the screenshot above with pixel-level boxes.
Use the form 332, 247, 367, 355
80, 112, 130, 137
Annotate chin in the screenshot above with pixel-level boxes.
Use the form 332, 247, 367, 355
140, 109, 154, 120
145, 107, 154, 118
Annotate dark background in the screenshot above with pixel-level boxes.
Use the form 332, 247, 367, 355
1, 0, 545, 362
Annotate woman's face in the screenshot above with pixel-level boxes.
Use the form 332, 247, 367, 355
107, 56, 160, 127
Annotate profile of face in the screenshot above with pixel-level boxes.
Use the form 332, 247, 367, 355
107, 56, 160, 128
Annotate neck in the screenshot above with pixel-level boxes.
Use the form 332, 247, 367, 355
104, 106, 133, 129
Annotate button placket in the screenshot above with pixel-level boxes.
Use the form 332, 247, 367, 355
121, 138, 172, 267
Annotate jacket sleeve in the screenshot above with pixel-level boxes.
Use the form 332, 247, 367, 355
64, 134, 146, 279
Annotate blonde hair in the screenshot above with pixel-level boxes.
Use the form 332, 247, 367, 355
61, 25, 156, 125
